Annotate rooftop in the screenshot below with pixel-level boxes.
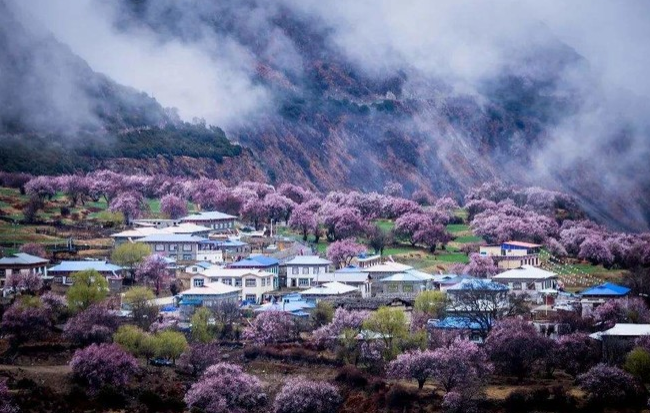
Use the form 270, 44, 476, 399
493, 265, 557, 280
160, 223, 212, 234
229, 256, 279, 268
590, 323, 650, 339
364, 262, 413, 273
0, 253, 48, 266
377, 272, 432, 283
136, 234, 208, 243
315, 272, 370, 283
49, 260, 122, 273
446, 278, 509, 292
285, 255, 332, 265
181, 211, 237, 221
301, 281, 359, 296
580, 282, 631, 297
202, 268, 273, 278
111, 227, 162, 238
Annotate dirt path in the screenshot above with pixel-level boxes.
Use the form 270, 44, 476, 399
0, 363, 71, 392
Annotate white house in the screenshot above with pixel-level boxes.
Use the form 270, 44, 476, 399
285, 255, 332, 288
0, 253, 49, 289
178, 281, 241, 307
492, 265, 558, 294
191, 268, 275, 303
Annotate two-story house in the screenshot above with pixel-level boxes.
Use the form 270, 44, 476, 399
48, 260, 123, 292
191, 268, 275, 303
479, 241, 542, 269
492, 265, 558, 294
228, 256, 280, 288
136, 234, 207, 261
285, 255, 332, 288
197, 239, 250, 263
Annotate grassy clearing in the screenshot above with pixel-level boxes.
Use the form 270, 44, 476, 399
446, 224, 470, 234
454, 235, 483, 244
374, 219, 394, 232
0, 222, 65, 245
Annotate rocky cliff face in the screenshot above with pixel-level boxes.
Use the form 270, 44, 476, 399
1, 0, 649, 231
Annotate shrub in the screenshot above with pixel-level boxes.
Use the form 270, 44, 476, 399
184, 363, 267, 413
385, 384, 417, 409
274, 377, 342, 413
625, 347, 650, 383
70, 343, 139, 393
0, 377, 18, 413
578, 363, 642, 406
243, 311, 298, 345
63, 304, 119, 345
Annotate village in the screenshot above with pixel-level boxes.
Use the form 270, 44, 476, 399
0, 174, 649, 412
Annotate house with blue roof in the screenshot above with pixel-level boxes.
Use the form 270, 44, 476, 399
427, 316, 485, 343
580, 282, 632, 317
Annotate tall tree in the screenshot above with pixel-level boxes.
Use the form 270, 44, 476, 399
66, 269, 109, 312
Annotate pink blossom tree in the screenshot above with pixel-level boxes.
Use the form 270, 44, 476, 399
322, 206, 368, 241
430, 339, 492, 393
19, 242, 47, 258
412, 190, 434, 206
394, 212, 431, 246
579, 236, 614, 267
178, 342, 221, 377
464, 253, 499, 278
273, 377, 342, 413
578, 363, 641, 405
241, 198, 266, 230
312, 308, 370, 347
288, 204, 318, 241
109, 191, 147, 224
414, 222, 451, 252
58, 174, 92, 206
592, 298, 650, 329
63, 304, 119, 345
243, 311, 298, 345
238, 181, 275, 198
326, 239, 367, 269
160, 194, 188, 219
387, 349, 438, 389
136, 254, 170, 295
545, 237, 568, 258
4, 271, 43, 295
70, 343, 139, 392
485, 318, 552, 381
555, 333, 601, 377
345, 191, 384, 220
262, 193, 296, 224
184, 362, 267, 413
434, 196, 460, 212
0, 297, 51, 344
24, 176, 56, 200
278, 183, 312, 204
382, 197, 421, 219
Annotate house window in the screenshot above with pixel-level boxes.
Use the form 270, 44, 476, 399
169, 244, 178, 251
314, 267, 320, 274
245, 294, 256, 302
183, 254, 192, 261
183, 244, 192, 251
155, 244, 165, 252
512, 282, 522, 290
388, 284, 398, 293
222, 278, 232, 285
403, 284, 414, 292
292, 267, 298, 275
302, 267, 309, 274
245, 279, 256, 287
298, 278, 310, 287
193, 279, 204, 287
169, 255, 177, 260
261, 278, 265, 287
235, 279, 242, 287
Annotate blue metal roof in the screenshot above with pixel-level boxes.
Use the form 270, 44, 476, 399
429, 316, 482, 330
48, 260, 122, 273
229, 256, 279, 268
336, 265, 361, 273
580, 282, 631, 297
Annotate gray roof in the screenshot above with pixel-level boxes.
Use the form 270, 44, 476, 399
136, 234, 208, 243
181, 211, 236, 221
49, 260, 122, 273
0, 253, 48, 265
286, 255, 332, 265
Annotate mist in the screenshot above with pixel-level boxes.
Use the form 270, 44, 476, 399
4, 0, 650, 229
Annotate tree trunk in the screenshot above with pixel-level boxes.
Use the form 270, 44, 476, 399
418, 379, 425, 389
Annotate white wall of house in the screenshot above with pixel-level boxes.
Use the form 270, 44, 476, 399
190, 273, 274, 303
286, 264, 329, 288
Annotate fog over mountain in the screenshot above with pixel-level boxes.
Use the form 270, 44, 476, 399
3, 0, 650, 231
